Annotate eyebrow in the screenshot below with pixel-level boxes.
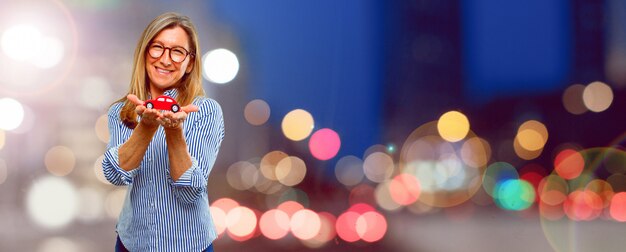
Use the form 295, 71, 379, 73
151, 40, 188, 49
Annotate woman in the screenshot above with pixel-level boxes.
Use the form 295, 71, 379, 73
102, 12, 224, 252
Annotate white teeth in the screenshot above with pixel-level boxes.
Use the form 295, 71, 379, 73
156, 67, 171, 74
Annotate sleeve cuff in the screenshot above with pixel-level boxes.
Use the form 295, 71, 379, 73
170, 157, 203, 187
104, 145, 139, 184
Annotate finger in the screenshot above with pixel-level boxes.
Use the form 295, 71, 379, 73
182, 105, 199, 113
127, 94, 144, 106
135, 105, 145, 115
172, 112, 188, 121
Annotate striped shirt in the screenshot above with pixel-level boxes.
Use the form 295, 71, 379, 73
102, 88, 225, 252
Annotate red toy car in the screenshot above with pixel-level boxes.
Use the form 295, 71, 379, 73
144, 95, 180, 112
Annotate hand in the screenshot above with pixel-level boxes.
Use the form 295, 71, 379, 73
127, 94, 162, 128
157, 104, 199, 130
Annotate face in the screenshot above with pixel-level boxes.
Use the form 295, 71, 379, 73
145, 26, 194, 96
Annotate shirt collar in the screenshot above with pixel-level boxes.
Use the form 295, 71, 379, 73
164, 88, 178, 98
148, 88, 179, 99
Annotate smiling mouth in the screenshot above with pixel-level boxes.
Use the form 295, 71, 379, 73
155, 66, 173, 75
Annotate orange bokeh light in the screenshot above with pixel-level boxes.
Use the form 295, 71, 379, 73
554, 149, 585, 180
610, 192, 626, 222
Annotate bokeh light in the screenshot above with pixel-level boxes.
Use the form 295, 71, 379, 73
93, 155, 109, 184
356, 211, 387, 242
516, 120, 548, 151
483, 162, 519, 197
494, 179, 536, 211
226, 206, 257, 239
26, 176, 78, 229
582, 81, 613, 112
260, 151, 288, 181
275, 156, 306, 186
375, 181, 402, 211
37, 237, 80, 252
336, 211, 360, 242
554, 149, 584, 180
0, 98, 25, 131
437, 111, 470, 142
308, 128, 341, 160
0, 159, 7, 185
0, 130, 4, 150
80, 77, 114, 110
44, 145, 76, 176
209, 206, 227, 236
349, 184, 377, 206
363, 151, 394, 183
563, 190, 603, 221
1, 24, 65, 69
610, 192, 626, 222
1, 24, 42, 61
202, 48, 239, 84
335, 155, 365, 187
104, 188, 126, 219
226, 161, 258, 190
94, 114, 109, 143
76, 187, 104, 222
259, 209, 290, 240
290, 209, 321, 240
31, 36, 65, 69
513, 136, 543, 160
389, 173, 421, 206
281, 109, 314, 141
562, 84, 588, 115
244, 99, 270, 126
460, 137, 491, 168
302, 212, 336, 248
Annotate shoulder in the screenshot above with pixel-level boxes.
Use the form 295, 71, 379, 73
107, 101, 125, 119
192, 96, 222, 116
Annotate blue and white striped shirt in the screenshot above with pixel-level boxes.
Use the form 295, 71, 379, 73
102, 89, 225, 252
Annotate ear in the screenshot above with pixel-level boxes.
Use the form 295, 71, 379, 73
185, 60, 194, 74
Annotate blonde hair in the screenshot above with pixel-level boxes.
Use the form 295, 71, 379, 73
116, 12, 205, 129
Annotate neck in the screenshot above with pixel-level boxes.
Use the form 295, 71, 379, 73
149, 86, 164, 98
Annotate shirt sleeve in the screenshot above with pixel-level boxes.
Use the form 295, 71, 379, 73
168, 98, 225, 204
102, 103, 140, 186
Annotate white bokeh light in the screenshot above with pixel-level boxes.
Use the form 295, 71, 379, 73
37, 237, 80, 252
0, 98, 25, 131
77, 187, 104, 222
1, 24, 42, 61
31, 36, 64, 69
80, 76, 113, 110
26, 176, 78, 229
202, 48, 239, 84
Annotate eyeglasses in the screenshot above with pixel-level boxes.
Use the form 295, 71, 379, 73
147, 43, 193, 63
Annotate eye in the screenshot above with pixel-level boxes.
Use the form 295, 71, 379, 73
150, 44, 164, 50
172, 47, 187, 56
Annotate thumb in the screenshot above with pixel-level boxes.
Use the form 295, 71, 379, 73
182, 104, 199, 113
127, 94, 144, 106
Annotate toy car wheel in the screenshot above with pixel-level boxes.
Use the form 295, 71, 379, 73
146, 102, 154, 109
172, 104, 180, 112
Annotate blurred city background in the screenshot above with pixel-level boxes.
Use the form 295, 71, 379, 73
1, 0, 625, 251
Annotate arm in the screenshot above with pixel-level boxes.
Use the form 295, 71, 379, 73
163, 99, 224, 204
118, 122, 158, 170
164, 127, 192, 181
102, 95, 161, 185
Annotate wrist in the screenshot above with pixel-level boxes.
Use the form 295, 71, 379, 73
138, 120, 159, 131
163, 126, 183, 134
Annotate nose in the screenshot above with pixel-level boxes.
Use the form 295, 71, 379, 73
159, 48, 172, 66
